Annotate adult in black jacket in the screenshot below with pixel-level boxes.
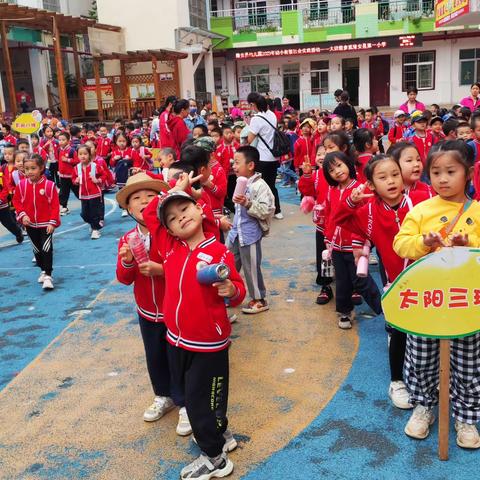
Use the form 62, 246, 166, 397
333, 91, 357, 121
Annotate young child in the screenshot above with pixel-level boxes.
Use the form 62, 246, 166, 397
407, 111, 433, 166
430, 116, 445, 144
226, 146, 275, 314
40, 126, 59, 185
233, 123, 244, 144
362, 108, 384, 140
210, 127, 222, 146
456, 121, 473, 142
58, 131, 79, 216
336, 154, 430, 409
131, 135, 153, 172
116, 172, 192, 433
31, 134, 47, 161
1, 144, 16, 177
322, 151, 382, 329
142, 174, 246, 480
96, 123, 112, 164
353, 128, 379, 185
158, 147, 177, 181
13, 154, 60, 289
330, 116, 345, 133
388, 111, 408, 145
72, 145, 106, 239
393, 143, 480, 448
294, 118, 317, 173
216, 126, 239, 209
111, 132, 133, 189
298, 144, 333, 304
85, 140, 115, 194
192, 124, 208, 140
0, 157, 23, 244
2, 124, 17, 146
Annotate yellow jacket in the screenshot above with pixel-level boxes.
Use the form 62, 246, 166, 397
393, 196, 480, 260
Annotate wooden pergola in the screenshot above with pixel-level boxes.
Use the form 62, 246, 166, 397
92, 49, 188, 121
0, 3, 120, 118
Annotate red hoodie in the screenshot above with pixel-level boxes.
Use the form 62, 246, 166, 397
409, 132, 433, 166
203, 160, 227, 217
58, 143, 79, 178
216, 140, 239, 175
298, 169, 329, 233
167, 114, 190, 158
294, 135, 316, 169
71, 162, 106, 200
96, 136, 112, 158
131, 146, 153, 170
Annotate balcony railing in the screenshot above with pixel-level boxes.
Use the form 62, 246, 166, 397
211, 0, 435, 32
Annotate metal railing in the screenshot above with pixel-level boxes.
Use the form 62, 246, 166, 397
378, 0, 434, 21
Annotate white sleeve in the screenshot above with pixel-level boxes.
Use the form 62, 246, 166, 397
249, 116, 261, 135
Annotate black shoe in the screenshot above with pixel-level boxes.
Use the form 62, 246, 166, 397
16, 233, 24, 244
316, 285, 333, 305
351, 292, 363, 306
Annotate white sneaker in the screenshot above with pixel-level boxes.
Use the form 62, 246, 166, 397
274, 212, 284, 220
37, 271, 46, 283
42, 276, 54, 290
91, 229, 101, 240
455, 420, 480, 449
143, 396, 175, 422
121, 210, 128, 217
228, 314, 238, 324
60, 206, 69, 216
389, 381, 413, 410
176, 406, 193, 436
180, 453, 233, 480
405, 405, 435, 439
338, 315, 352, 330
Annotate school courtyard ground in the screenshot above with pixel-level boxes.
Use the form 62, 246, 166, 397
0, 187, 478, 479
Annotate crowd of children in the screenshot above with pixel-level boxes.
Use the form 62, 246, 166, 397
3, 89, 480, 478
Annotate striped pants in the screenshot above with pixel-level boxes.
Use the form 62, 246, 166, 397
404, 333, 480, 423
27, 227, 53, 276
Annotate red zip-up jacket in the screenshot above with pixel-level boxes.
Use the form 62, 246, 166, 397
215, 140, 239, 174
404, 180, 435, 197
167, 114, 190, 158
116, 226, 165, 322
298, 169, 328, 233
362, 119, 384, 139
143, 195, 246, 352
96, 136, 112, 158
58, 143, 79, 178
71, 162, 106, 200
293, 135, 316, 169
356, 152, 373, 185
4, 133, 17, 146
160, 110, 174, 149
131, 146, 153, 170
13, 176, 60, 228
32, 145, 47, 161
0, 169, 10, 210
204, 160, 227, 217
336, 191, 430, 283
388, 123, 408, 145
110, 147, 133, 167
409, 132, 433, 166
40, 137, 59, 161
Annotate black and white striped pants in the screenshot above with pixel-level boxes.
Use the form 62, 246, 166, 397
27, 227, 53, 276
404, 333, 480, 423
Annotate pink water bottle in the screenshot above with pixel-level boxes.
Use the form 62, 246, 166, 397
356, 241, 371, 278
312, 203, 325, 226
233, 176, 248, 197
127, 231, 149, 264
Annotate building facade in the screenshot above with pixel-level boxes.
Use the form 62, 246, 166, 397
209, 0, 480, 110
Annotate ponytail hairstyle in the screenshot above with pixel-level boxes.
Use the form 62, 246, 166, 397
159, 95, 177, 114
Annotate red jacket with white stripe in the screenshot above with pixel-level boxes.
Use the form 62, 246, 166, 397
298, 169, 328, 232
58, 143, 79, 178
356, 153, 373, 185
203, 160, 227, 217
13, 176, 60, 228
215, 140, 239, 174
0, 169, 10, 210
388, 123, 408, 145
96, 136, 112, 158
131, 146, 153, 170
116, 226, 165, 322
71, 162, 106, 200
143, 195, 246, 352
293, 135, 316, 169
404, 180, 435, 198
336, 191, 430, 283
40, 138, 59, 161
110, 147, 133, 167
409, 132, 433, 166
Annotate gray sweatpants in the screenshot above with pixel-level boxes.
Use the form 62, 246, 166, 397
227, 237, 266, 301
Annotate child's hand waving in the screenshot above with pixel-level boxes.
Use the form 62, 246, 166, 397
423, 231, 445, 249
350, 184, 374, 204
213, 279, 236, 298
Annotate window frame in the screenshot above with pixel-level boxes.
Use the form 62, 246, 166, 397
402, 50, 436, 92
459, 49, 480, 86
310, 60, 329, 95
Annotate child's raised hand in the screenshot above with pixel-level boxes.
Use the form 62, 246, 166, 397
213, 279, 236, 298
450, 233, 469, 247
423, 231, 445, 249
350, 184, 374, 204
119, 243, 134, 264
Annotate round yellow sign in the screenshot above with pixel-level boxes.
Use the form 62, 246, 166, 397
12, 113, 41, 135
382, 247, 480, 339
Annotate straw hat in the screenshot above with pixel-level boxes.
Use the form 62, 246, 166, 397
116, 172, 169, 209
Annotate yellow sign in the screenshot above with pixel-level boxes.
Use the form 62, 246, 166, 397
382, 247, 480, 339
11, 113, 41, 135
435, 0, 469, 27
151, 148, 162, 169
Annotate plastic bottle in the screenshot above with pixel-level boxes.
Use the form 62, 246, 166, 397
233, 176, 248, 197
127, 231, 149, 264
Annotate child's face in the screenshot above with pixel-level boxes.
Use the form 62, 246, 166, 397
116, 137, 127, 149
127, 189, 158, 222
223, 129, 233, 143
77, 148, 90, 165
399, 146, 423, 185
24, 160, 42, 181
87, 130, 95, 138
369, 138, 379, 154
210, 131, 221, 144
234, 128, 242, 141
99, 126, 108, 137
327, 158, 350, 185
431, 121, 443, 133
17, 143, 29, 153
330, 118, 343, 132
207, 124, 215, 133
365, 112, 373, 122
357, 112, 365, 122
413, 120, 427, 132
315, 146, 325, 168
131, 138, 141, 148
473, 123, 480, 140
396, 116, 406, 125
114, 122, 122, 130
430, 154, 470, 202
370, 159, 404, 204
456, 126, 472, 141
301, 124, 312, 136
233, 152, 254, 178
32, 137, 39, 146
58, 135, 68, 147
165, 199, 203, 239
192, 127, 203, 139
160, 153, 174, 168
3, 148, 14, 163
345, 120, 353, 131
14, 156, 24, 172
323, 138, 340, 154
44, 128, 53, 138
318, 119, 328, 134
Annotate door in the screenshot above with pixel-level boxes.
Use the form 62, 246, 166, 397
369, 55, 391, 107
283, 63, 300, 110
342, 58, 359, 106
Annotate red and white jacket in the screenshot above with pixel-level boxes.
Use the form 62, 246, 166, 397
143, 195, 245, 352
116, 226, 165, 322
13, 176, 60, 228
404, 180, 435, 198
356, 152, 373, 186
131, 146, 153, 171
110, 147, 133, 167
9, 169, 25, 190
4, 133, 17, 146
216, 140, 239, 175
298, 169, 329, 233
0, 169, 10, 210
336, 191, 430, 283
40, 137, 59, 161
204, 160, 227, 217
388, 123, 408, 145
32, 145, 47, 161
293, 135, 316, 169
71, 162, 106, 200
409, 132, 433, 166
96, 136, 112, 158
58, 143, 79, 178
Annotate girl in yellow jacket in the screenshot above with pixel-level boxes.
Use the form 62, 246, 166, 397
394, 142, 480, 449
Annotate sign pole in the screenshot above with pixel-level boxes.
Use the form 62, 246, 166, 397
27, 134, 32, 154
438, 339, 450, 461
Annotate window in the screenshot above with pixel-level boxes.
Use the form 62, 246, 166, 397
189, 0, 208, 30
280, 0, 297, 10
310, 60, 329, 94
240, 65, 270, 93
43, 0, 60, 12
459, 49, 480, 86
310, 0, 328, 20
402, 51, 435, 91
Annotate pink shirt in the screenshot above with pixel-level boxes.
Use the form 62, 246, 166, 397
399, 100, 426, 114
460, 96, 480, 111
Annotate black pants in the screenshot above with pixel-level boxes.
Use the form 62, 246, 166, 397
258, 160, 281, 214
224, 174, 236, 213
27, 227, 53, 275
80, 197, 104, 230
389, 328, 407, 382
59, 177, 79, 208
167, 344, 229, 458
48, 162, 60, 187
331, 250, 382, 316
0, 208, 22, 239
315, 230, 332, 286
138, 315, 184, 404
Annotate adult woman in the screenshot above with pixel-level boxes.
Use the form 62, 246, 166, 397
158, 95, 176, 149
166, 99, 190, 158
247, 92, 283, 219
460, 82, 480, 112
333, 91, 357, 121
399, 88, 426, 114
41, 108, 59, 129
273, 97, 283, 122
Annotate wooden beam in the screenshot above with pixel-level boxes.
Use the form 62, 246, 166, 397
120, 60, 131, 120
174, 59, 181, 98
0, 21, 17, 115
93, 58, 103, 121
151, 56, 162, 108
71, 33, 85, 116
52, 15, 69, 119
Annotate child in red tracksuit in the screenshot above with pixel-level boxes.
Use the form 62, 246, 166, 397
0, 162, 23, 244
96, 124, 112, 163
388, 111, 408, 145
143, 172, 246, 480
298, 144, 333, 305
40, 125, 60, 186
353, 128, 379, 185
408, 111, 433, 168
216, 126, 239, 211
116, 172, 192, 434
294, 118, 316, 172
13, 154, 60, 290
323, 151, 382, 329
131, 135, 153, 171
72, 145, 106, 240
57, 131, 79, 216
336, 154, 429, 409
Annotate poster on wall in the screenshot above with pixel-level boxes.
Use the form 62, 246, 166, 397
83, 85, 113, 110
129, 83, 155, 100
238, 78, 251, 102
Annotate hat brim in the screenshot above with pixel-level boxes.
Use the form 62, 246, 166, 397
412, 116, 428, 123
116, 179, 170, 210
158, 194, 197, 227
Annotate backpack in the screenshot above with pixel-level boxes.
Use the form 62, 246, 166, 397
255, 114, 291, 158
